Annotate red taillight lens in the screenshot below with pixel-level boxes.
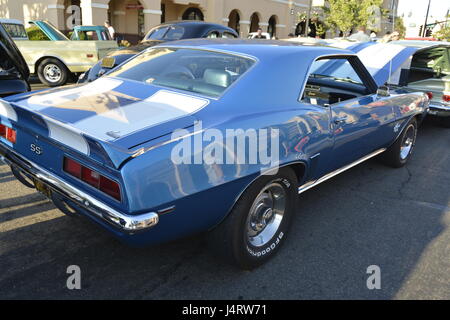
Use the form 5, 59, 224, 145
0, 124, 6, 138
99, 176, 121, 201
6, 128, 16, 144
63, 157, 121, 201
63, 157, 82, 178
426, 92, 433, 100
443, 94, 450, 102
81, 167, 100, 187
0, 124, 16, 143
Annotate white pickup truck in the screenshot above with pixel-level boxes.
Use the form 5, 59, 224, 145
1, 19, 118, 86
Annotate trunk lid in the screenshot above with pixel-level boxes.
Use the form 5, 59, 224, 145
3, 77, 209, 167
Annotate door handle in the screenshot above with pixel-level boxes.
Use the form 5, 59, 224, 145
334, 116, 347, 124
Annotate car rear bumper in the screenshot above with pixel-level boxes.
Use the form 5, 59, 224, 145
429, 101, 450, 117
0, 144, 159, 233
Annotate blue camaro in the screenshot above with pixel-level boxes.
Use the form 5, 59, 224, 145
0, 39, 429, 269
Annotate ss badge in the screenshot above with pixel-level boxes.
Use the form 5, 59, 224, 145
30, 143, 43, 155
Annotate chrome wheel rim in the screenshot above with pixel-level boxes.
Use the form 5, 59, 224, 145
43, 64, 62, 83
246, 182, 286, 247
400, 124, 415, 160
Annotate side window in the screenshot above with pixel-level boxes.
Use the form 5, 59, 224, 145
301, 57, 368, 107
222, 32, 237, 39
207, 31, 220, 38
408, 48, 448, 84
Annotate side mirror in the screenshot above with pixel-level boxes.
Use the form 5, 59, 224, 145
377, 85, 390, 97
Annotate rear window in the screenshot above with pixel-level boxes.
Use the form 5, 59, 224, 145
144, 26, 185, 41
3, 23, 27, 39
106, 48, 255, 97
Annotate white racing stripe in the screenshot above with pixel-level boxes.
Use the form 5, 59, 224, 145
0, 99, 18, 122
45, 120, 90, 155
72, 90, 210, 141
356, 43, 405, 75
25, 78, 124, 111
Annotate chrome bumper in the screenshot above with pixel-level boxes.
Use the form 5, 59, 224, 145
0, 146, 158, 233
429, 101, 450, 117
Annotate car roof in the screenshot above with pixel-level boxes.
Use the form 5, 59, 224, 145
390, 40, 450, 48
157, 20, 233, 30
74, 25, 107, 30
155, 38, 353, 59
0, 19, 23, 25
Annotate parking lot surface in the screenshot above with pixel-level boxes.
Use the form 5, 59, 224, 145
0, 115, 449, 299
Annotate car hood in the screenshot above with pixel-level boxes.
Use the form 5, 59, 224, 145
345, 42, 450, 87
6, 77, 210, 163
29, 20, 69, 40
0, 23, 30, 80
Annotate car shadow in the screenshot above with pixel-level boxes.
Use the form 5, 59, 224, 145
0, 120, 448, 299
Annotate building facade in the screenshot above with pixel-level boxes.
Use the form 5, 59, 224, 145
0, 0, 397, 42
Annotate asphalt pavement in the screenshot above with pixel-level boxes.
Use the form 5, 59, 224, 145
0, 87, 449, 299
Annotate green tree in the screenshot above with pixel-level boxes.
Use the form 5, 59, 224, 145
323, 0, 385, 35
26, 26, 49, 40
394, 16, 406, 38
433, 15, 450, 41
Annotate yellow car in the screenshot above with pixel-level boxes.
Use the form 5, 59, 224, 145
5, 20, 118, 86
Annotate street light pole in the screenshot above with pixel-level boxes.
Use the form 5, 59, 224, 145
422, 0, 431, 37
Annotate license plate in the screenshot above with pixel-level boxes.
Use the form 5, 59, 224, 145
34, 179, 52, 198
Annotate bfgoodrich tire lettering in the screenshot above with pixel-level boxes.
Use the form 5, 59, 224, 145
208, 167, 297, 270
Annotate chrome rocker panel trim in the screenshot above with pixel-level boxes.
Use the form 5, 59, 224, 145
298, 148, 386, 194
0, 146, 159, 233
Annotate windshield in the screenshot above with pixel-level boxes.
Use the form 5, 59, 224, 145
144, 26, 185, 41
107, 48, 255, 97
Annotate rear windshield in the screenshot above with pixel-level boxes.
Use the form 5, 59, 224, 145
144, 26, 185, 41
107, 48, 255, 97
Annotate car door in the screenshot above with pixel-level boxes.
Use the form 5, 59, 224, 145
304, 56, 394, 171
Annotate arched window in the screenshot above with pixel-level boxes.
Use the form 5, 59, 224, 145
249, 12, 260, 33
228, 9, 240, 34
182, 7, 204, 21
268, 15, 277, 38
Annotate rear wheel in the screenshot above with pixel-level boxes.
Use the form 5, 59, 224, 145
37, 58, 69, 87
208, 167, 298, 270
380, 118, 418, 168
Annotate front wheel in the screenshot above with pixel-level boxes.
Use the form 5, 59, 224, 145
380, 118, 418, 168
208, 167, 298, 270
37, 58, 69, 87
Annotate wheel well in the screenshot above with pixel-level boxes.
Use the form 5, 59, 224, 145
287, 162, 307, 185
415, 113, 424, 124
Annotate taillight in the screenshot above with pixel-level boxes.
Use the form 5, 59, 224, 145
82, 167, 100, 187
64, 157, 81, 178
63, 156, 121, 201
0, 124, 5, 138
0, 123, 16, 144
426, 92, 433, 100
443, 94, 450, 102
